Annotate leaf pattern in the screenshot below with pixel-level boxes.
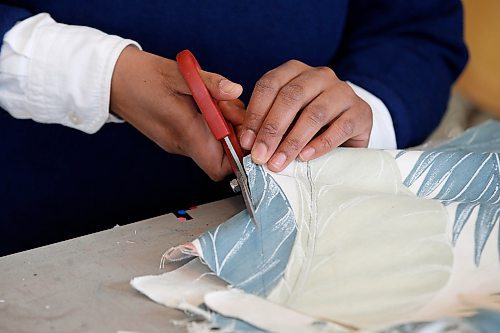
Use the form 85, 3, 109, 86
401, 121, 500, 265
196, 158, 297, 297
132, 122, 500, 333
267, 149, 452, 329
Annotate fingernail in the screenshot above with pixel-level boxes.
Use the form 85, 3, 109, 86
240, 130, 256, 149
252, 142, 268, 164
299, 147, 315, 161
270, 153, 287, 169
219, 79, 239, 94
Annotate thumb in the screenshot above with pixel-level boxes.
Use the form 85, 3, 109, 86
200, 70, 243, 101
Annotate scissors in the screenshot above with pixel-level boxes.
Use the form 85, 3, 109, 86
176, 50, 258, 226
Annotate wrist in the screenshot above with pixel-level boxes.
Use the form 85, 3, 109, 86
110, 45, 143, 119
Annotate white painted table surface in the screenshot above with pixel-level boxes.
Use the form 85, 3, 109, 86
0, 196, 244, 333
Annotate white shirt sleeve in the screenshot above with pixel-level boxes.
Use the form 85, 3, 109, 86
347, 81, 397, 149
0, 13, 141, 134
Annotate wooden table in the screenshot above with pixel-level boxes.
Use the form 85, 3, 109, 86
0, 197, 244, 333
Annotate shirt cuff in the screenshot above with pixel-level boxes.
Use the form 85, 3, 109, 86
0, 13, 140, 133
347, 81, 397, 149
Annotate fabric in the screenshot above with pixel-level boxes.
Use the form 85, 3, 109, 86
0, 0, 467, 148
133, 121, 500, 332
0, 13, 138, 133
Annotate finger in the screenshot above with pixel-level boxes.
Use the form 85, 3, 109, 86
240, 60, 309, 150
218, 100, 245, 126
254, 68, 334, 167
298, 106, 370, 161
267, 92, 336, 171
174, 63, 243, 101
219, 100, 246, 144
200, 70, 243, 101
186, 112, 233, 181
154, 95, 233, 181
173, 89, 236, 180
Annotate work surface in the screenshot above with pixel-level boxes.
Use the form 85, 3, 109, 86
0, 196, 244, 333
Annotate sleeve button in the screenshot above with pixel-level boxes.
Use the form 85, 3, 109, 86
69, 113, 81, 125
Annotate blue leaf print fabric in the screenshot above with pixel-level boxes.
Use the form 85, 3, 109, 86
131, 121, 500, 333
401, 121, 500, 265
196, 158, 297, 296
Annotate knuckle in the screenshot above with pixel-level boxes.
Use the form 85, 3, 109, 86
255, 76, 279, 95
316, 66, 336, 79
245, 111, 262, 129
214, 75, 226, 88
343, 83, 358, 103
337, 118, 355, 137
320, 135, 335, 151
305, 104, 328, 126
209, 170, 226, 182
245, 108, 270, 133
205, 161, 228, 182
283, 136, 302, 152
278, 83, 305, 106
286, 59, 304, 67
331, 82, 356, 107
261, 121, 281, 137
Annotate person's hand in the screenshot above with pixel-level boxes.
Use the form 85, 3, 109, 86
239, 60, 373, 172
218, 99, 246, 140
110, 46, 244, 181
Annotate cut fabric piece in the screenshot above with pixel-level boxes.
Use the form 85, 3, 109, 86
205, 289, 351, 333
131, 259, 227, 310
133, 121, 500, 332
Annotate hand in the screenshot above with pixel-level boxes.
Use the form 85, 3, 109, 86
218, 99, 246, 141
239, 60, 373, 172
110, 46, 243, 181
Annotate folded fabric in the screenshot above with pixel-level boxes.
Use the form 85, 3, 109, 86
132, 121, 500, 332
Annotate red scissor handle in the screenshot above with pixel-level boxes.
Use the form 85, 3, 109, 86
176, 50, 244, 173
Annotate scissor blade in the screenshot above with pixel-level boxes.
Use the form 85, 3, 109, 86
237, 170, 258, 226
223, 137, 258, 226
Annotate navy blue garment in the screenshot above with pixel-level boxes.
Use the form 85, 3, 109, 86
0, 1, 467, 255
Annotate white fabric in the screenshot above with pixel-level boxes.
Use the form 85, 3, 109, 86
204, 289, 350, 333
268, 150, 453, 329
131, 259, 227, 309
0, 13, 140, 133
348, 81, 397, 149
132, 259, 350, 332
131, 121, 500, 331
